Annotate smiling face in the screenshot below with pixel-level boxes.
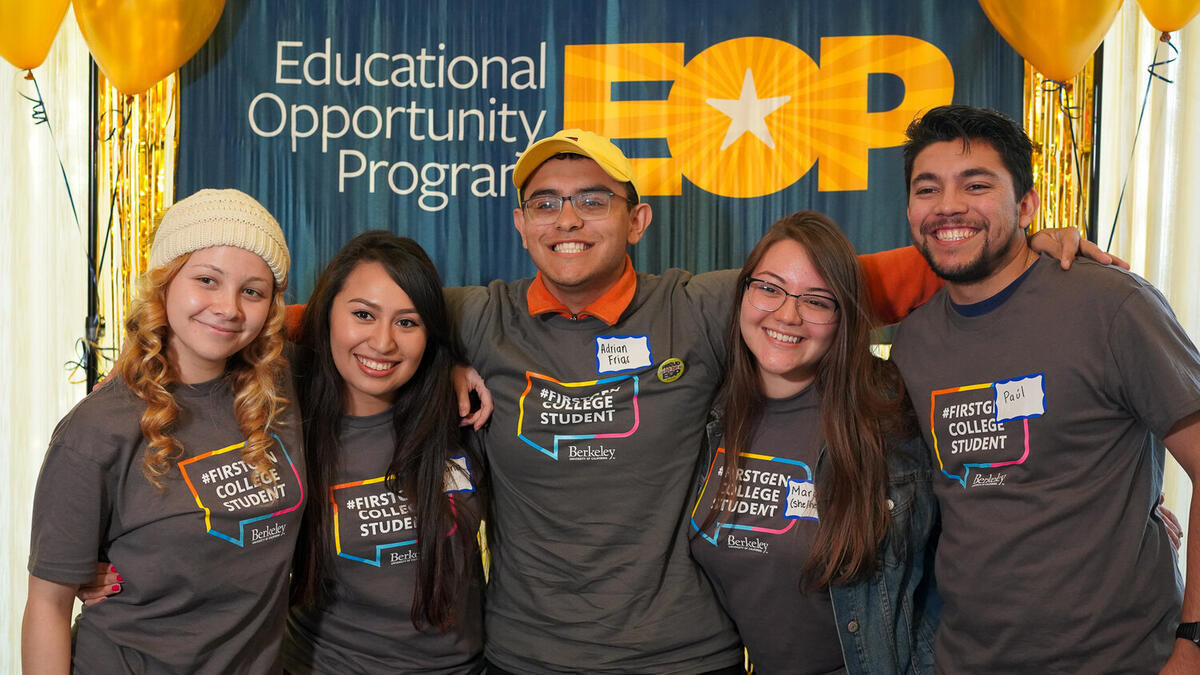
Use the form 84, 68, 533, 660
739, 239, 839, 399
907, 139, 1039, 303
513, 157, 651, 313
329, 261, 428, 417
164, 246, 274, 383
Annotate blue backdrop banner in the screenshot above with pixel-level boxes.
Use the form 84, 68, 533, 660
179, 0, 1023, 301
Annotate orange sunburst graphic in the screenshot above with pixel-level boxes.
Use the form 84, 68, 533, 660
563, 36, 954, 198
667, 37, 818, 198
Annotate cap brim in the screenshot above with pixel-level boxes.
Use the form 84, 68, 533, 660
513, 138, 635, 197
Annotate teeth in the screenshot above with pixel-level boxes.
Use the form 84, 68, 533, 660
355, 355, 396, 372
553, 242, 588, 253
765, 329, 801, 344
935, 228, 975, 242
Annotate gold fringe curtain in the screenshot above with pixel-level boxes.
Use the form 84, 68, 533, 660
1024, 59, 1096, 237
93, 72, 177, 378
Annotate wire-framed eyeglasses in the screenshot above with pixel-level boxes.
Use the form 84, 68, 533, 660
521, 190, 628, 225
744, 278, 839, 324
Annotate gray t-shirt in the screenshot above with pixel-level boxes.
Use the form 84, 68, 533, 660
690, 386, 846, 675
447, 269, 744, 674
282, 408, 483, 674
892, 256, 1200, 673
28, 376, 305, 674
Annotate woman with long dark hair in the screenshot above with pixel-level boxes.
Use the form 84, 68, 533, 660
690, 211, 938, 674
284, 231, 484, 673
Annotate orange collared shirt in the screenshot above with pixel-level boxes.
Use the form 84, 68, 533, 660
525, 255, 637, 325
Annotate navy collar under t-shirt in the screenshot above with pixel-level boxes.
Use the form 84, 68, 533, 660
950, 257, 1042, 318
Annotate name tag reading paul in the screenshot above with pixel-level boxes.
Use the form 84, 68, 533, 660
595, 336, 652, 374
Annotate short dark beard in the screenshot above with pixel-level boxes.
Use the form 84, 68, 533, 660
916, 227, 1021, 284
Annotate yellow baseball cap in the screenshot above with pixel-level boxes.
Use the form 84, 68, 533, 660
512, 128, 640, 202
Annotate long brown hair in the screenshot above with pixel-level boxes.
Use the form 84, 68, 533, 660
713, 210, 913, 588
116, 253, 290, 489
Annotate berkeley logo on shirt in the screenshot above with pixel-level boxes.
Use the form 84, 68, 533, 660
178, 434, 304, 547
691, 449, 817, 553
328, 456, 474, 567
925, 373, 1045, 488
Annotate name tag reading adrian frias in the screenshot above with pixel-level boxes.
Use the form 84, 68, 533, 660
595, 336, 652, 374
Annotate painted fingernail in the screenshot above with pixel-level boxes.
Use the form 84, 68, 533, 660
109, 564, 118, 572
111, 585, 121, 592
116, 575, 124, 582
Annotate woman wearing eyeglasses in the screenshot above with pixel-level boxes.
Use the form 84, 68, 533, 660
689, 211, 938, 674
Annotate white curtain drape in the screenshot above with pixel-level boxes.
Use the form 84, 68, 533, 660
0, 9, 89, 672
1097, 5, 1200, 569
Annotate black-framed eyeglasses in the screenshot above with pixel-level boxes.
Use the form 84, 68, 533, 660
521, 190, 628, 225
744, 278, 839, 324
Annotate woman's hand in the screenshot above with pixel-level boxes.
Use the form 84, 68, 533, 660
75, 562, 122, 606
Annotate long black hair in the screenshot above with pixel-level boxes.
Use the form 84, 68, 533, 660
289, 230, 480, 631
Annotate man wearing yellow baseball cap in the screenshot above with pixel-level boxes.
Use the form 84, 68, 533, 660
447, 127, 935, 674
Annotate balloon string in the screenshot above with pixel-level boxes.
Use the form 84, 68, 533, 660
18, 73, 114, 379
1039, 80, 1087, 238
93, 97, 133, 296
82, 96, 136, 379
19, 73, 95, 288
1106, 36, 1178, 252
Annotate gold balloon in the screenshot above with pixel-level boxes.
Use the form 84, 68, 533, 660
75, 0, 225, 96
978, 0, 1123, 82
1137, 0, 1200, 32
0, 0, 70, 70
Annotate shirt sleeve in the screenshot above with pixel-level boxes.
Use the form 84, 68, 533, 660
682, 269, 740, 366
285, 303, 305, 340
28, 443, 109, 585
444, 285, 494, 366
1108, 283, 1200, 438
858, 246, 943, 325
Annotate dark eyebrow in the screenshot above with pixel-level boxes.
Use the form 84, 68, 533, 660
752, 271, 833, 296
960, 167, 1001, 181
526, 185, 611, 199
347, 298, 420, 316
911, 167, 1001, 185
347, 297, 382, 312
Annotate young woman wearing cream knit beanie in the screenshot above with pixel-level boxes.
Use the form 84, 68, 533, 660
23, 188, 306, 673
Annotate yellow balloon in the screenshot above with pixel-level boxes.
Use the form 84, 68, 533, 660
0, 0, 70, 70
75, 0, 226, 96
1137, 0, 1200, 32
978, 0, 1123, 82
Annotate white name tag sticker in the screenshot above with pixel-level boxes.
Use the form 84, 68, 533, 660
994, 373, 1045, 423
784, 479, 818, 521
595, 336, 652, 374
444, 456, 473, 493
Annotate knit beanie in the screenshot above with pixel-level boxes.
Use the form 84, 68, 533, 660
149, 188, 290, 288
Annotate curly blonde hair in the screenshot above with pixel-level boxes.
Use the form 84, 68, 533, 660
115, 253, 290, 490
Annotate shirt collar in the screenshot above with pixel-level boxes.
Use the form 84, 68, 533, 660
526, 255, 637, 325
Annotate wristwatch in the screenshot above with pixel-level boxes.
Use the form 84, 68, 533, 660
1177, 622, 1200, 647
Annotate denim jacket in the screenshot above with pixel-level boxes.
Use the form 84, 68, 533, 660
698, 415, 940, 675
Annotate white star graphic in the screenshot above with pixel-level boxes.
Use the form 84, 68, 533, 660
706, 69, 791, 151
